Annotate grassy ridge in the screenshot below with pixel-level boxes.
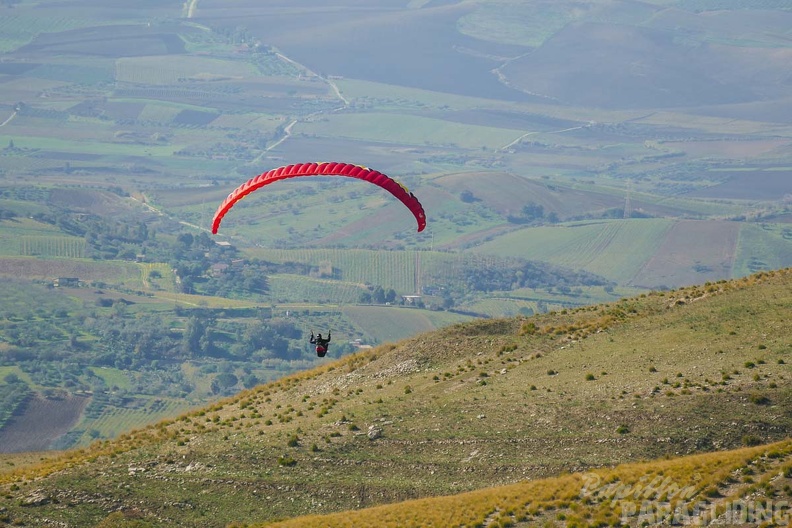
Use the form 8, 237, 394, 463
0, 269, 790, 526
256, 441, 792, 528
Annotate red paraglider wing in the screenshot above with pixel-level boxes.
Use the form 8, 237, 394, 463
211, 162, 426, 234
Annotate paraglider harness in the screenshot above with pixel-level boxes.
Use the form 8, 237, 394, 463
310, 331, 331, 357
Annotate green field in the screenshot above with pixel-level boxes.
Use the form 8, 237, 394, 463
246, 248, 423, 293
733, 223, 792, 277
87, 367, 132, 391
298, 112, 527, 150
0, 219, 88, 257
0, 134, 177, 157
342, 305, 473, 343
457, 3, 577, 47
73, 398, 192, 446
0, 12, 105, 52
115, 55, 257, 84
473, 218, 675, 283
0, 366, 33, 386
268, 274, 367, 304
17, 236, 86, 258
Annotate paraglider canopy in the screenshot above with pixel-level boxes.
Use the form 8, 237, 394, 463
211, 162, 427, 234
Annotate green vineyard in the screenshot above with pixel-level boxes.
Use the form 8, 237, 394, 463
247, 247, 513, 296
18, 236, 87, 258
74, 398, 193, 447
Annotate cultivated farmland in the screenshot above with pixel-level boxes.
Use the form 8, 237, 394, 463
0, 0, 791, 457
115, 55, 256, 85
0, 392, 89, 453
473, 219, 675, 284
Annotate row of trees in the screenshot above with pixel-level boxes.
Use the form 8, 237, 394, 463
422, 255, 612, 302
506, 202, 560, 225
0, 375, 30, 428
358, 285, 399, 305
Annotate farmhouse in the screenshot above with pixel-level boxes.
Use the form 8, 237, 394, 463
210, 263, 229, 276
349, 339, 373, 350
213, 241, 235, 251
402, 295, 422, 305
54, 277, 80, 287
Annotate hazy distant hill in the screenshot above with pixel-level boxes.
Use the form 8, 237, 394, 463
0, 268, 789, 527
195, 1, 792, 113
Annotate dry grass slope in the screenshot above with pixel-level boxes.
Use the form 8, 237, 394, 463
0, 269, 790, 527
253, 441, 792, 528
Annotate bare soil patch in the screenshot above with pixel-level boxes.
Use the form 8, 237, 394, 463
202, 2, 535, 101
20, 25, 185, 57
684, 168, 792, 201
47, 188, 129, 215
628, 220, 739, 288
0, 392, 89, 453
432, 171, 621, 217
661, 139, 788, 159
0, 257, 131, 282
503, 21, 756, 109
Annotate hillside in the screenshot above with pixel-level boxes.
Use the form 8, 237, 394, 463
259, 440, 792, 527
0, 268, 789, 527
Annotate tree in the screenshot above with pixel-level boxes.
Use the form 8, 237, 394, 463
178, 275, 195, 294
177, 233, 194, 247
372, 286, 386, 304
442, 294, 455, 310
211, 372, 238, 394
199, 332, 215, 357
135, 222, 149, 241
242, 323, 275, 352
242, 373, 259, 389
182, 316, 206, 357
522, 202, 544, 220
460, 190, 479, 203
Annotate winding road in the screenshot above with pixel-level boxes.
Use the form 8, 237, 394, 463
0, 111, 17, 128
185, 0, 198, 18
499, 123, 589, 151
